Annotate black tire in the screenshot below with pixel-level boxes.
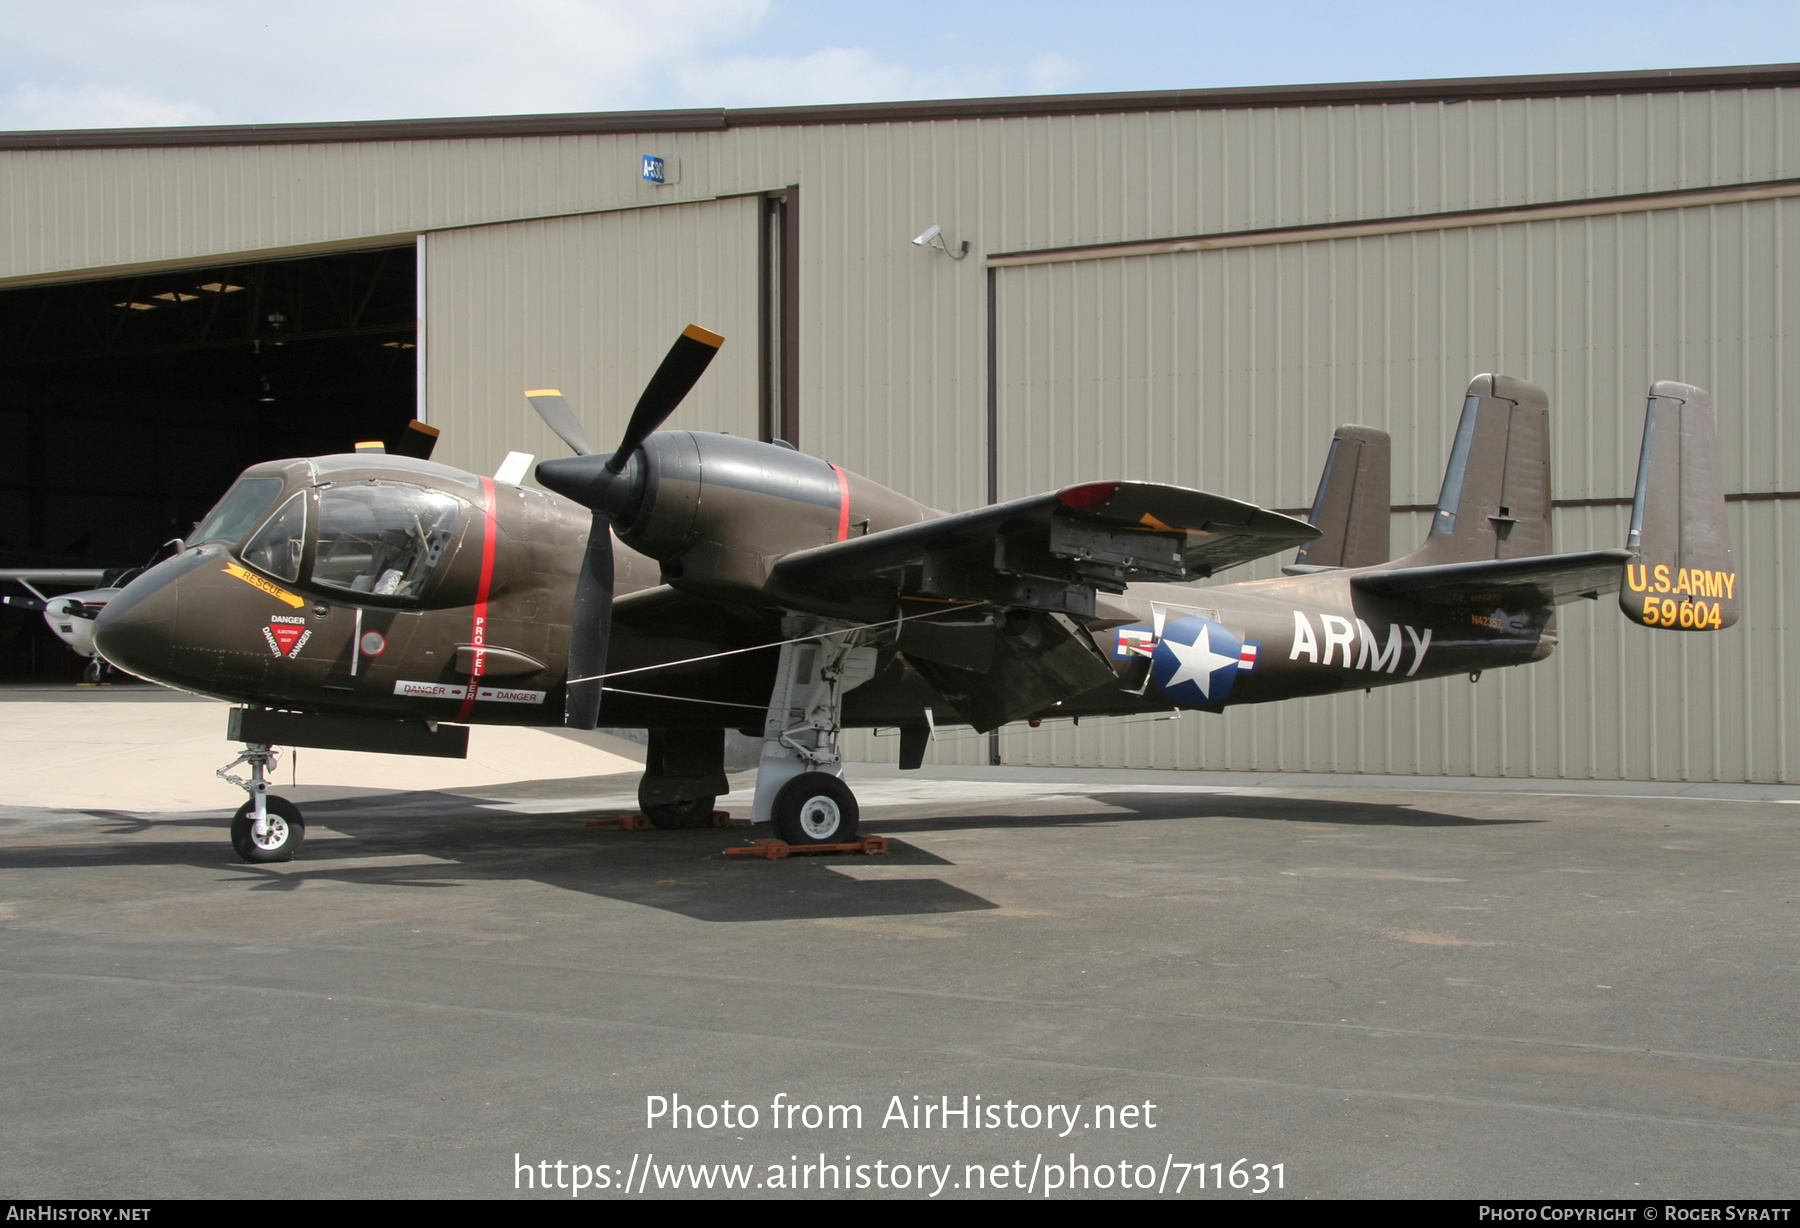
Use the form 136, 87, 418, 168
230, 796, 305, 863
643, 797, 717, 830
772, 772, 859, 845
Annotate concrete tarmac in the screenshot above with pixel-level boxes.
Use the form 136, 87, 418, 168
1, 688, 1796, 1200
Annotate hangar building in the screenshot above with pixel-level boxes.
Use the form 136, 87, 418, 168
2, 64, 1795, 783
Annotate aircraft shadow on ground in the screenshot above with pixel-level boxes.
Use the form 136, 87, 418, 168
869, 790, 1542, 833
1, 786, 1533, 922
2, 796, 994, 924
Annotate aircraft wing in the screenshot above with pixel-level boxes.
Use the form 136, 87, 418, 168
0, 568, 109, 587
1352, 549, 1633, 606
772, 480, 1318, 614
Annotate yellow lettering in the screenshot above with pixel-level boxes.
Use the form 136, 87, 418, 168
1641, 599, 1660, 627
1653, 564, 1671, 592
1626, 564, 1647, 592
1709, 602, 1724, 628
1725, 573, 1737, 600
1707, 571, 1722, 598
1678, 602, 1694, 628
221, 561, 304, 609
1675, 569, 1692, 595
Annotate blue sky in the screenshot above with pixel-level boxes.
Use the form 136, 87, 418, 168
1, 0, 1797, 130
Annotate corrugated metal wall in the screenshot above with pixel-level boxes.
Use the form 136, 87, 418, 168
5, 82, 1799, 780
422, 196, 762, 475
960, 199, 1798, 782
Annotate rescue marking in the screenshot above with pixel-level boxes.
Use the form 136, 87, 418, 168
221, 560, 304, 609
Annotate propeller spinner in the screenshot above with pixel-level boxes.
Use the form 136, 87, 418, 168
528, 324, 724, 728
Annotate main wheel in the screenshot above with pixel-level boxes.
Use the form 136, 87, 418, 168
772, 772, 859, 845
230, 796, 305, 863
643, 797, 717, 830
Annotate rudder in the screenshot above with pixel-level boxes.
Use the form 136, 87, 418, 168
1619, 381, 1738, 631
1399, 374, 1551, 567
1294, 425, 1391, 569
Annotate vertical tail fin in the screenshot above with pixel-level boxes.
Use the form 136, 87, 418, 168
1294, 425, 1391, 568
1619, 381, 1738, 630
1400, 374, 1551, 566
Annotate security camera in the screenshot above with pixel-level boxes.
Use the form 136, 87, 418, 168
911, 223, 968, 259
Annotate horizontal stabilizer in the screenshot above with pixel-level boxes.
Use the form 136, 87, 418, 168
773, 480, 1318, 615
1355, 549, 1632, 606
1619, 382, 1739, 631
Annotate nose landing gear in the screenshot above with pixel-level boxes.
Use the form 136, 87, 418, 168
218, 742, 305, 863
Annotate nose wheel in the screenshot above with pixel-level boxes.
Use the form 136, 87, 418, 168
217, 737, 306, 863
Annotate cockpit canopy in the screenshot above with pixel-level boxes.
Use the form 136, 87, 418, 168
193, 474, 473, 606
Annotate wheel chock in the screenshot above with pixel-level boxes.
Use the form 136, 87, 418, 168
584, 813, 654, 830
725, 836, 889, 859
710, 810, 735, 827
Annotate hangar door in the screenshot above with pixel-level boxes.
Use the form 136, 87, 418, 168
989, 200, 1798, 784
422, 195, 764, 479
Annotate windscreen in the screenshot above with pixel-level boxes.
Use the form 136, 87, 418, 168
312, 482, 462, 600
241, 492, 307, 582
189, 478, 284, 547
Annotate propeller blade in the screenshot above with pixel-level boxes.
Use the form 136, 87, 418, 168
526, 389, 594, 457
1, 594, 47, 613
393, 420, 441, 460
609, 324, 724, 473
564, 514, 613, 729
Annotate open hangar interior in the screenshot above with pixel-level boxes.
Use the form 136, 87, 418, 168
1, 64, 1795, 782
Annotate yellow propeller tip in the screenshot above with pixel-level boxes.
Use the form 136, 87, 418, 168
524, 388, 563, 398
682, 324, 724, 348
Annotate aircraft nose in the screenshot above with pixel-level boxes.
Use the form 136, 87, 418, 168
93, 554, 194, 681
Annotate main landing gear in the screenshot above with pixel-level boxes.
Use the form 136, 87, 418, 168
750, 619, 878, 845
218, 742, 305, 863
637, 728, 729, 829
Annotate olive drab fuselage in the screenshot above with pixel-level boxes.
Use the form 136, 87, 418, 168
95, 439, 1557, 733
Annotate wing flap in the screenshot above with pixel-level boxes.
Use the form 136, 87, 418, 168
1353, 549, 1632, 606
773, 480, 1317, 614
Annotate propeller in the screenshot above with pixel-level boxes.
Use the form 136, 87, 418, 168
528, 324, 724, 728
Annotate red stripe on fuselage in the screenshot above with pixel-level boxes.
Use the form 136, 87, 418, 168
455, 477, 498, 721
830, 463, 850, 542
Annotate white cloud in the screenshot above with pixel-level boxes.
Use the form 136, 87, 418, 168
1025, 51, 1087, 94
0, 83, 220, 130
0, 0, 772, 128
675, 45, 1006, 106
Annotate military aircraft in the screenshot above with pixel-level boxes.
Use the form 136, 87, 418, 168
91, 324, 1738, 864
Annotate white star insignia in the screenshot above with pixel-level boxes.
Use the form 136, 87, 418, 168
1161, 624, 1238, 700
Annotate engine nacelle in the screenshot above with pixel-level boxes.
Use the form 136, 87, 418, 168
621, 432, 847, 564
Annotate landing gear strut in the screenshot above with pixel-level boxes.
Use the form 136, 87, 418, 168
751, 619, 877, 845
637, 728, 728, 829
218, 742, 305, 863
